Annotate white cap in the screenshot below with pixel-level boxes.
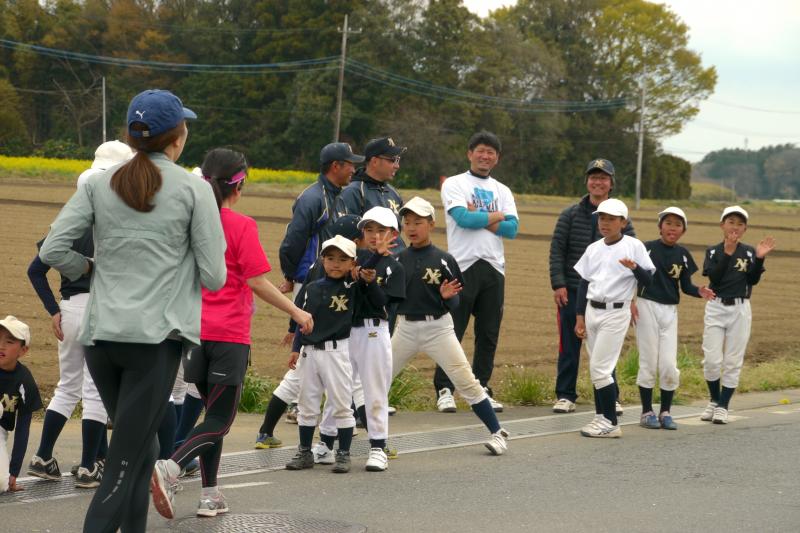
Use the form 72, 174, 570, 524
91, 140, 134, 170
658, 206, 688, 227
0, 315, 31, 347
320, 235, 357, 258
594, 198, 628, 219
399, 196, 436, 221
191, 167, 203, 177
720, 205, 749, 222
358, 206, 398, 231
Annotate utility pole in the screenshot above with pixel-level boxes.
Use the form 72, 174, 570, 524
333, 14, 360, 142
635, 52, 647, 211
102, 76, 107, 142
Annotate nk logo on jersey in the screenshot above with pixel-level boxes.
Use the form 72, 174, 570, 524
422, 268, 442, 285
387, 199, 400, 214
1, 394, 18, 414
668, 264, 683, 279
329, 295, 349, 312
734, 258, 749, 272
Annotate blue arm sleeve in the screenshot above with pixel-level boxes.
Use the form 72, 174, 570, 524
495, 215, 519, 239
632, 265, 653, 287
10, 412, 32, 478
448, 207, 489, 229
291, 330, 302, 353
27, 255, 60, 316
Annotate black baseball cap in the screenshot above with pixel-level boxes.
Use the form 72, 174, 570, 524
320, 143, 365, 165
329, 214, 362, 241
365, 137, 407, 160
585, 158, 615, 177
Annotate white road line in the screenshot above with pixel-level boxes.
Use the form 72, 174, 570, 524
220, 481, 273, 490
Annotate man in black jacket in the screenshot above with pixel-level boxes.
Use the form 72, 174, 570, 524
337, 137, 406, 250
548, 159, 635, 413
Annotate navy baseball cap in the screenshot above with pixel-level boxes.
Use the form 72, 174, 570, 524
329, 214, 362, 241
585, 158, 615, 177
127, 90, 197, 139
364, 137, 407, 160
320, 143, 365, 165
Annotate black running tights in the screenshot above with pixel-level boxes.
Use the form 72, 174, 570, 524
82, 340, 181, 533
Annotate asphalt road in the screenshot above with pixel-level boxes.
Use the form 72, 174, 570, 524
5, 400, 799, 533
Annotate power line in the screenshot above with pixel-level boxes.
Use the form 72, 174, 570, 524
0, 39, 339, 73
692, 119, 800, 139
708, 99, 800, 115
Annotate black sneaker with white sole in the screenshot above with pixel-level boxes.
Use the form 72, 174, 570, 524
28, 455, 62, 480
75, 464, 103, 488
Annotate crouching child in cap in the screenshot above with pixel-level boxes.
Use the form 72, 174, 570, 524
390, 197, 510, 455
0, 316, 43, 493
285, 235, 386, 474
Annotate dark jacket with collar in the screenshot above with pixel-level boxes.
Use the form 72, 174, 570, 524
279, 174, 343, 282
549, 194, 636, 291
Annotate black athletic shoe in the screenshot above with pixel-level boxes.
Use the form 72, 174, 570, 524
332, 450, 351, 474
75, 464, 102, 489
28, 455, 62, 481
285, 447, 314, 470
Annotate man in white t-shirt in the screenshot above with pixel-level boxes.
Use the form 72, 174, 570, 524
436, 131, 519, 413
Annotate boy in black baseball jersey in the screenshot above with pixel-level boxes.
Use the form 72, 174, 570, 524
285, 235, 386, 473
317, 206, 405, 471
1, 316, 43, 493
700, 206, 775, 424
635, 207, 715, 430
391, 197, 509, 455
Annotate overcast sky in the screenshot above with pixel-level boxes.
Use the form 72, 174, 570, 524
463, 0, 800, 162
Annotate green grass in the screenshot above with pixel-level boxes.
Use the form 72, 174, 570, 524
388, 367, 431, 410
496, 365, 551, 406
238, 370, 277, 413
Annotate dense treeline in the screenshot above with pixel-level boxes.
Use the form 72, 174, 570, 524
693, 144, 800, 200
0, 0, 715, 198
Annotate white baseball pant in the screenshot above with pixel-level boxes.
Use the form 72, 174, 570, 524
585, 303, 631, 389
391, 314, 487, 405
635, 299, 680, 390
702, 298, 752, 388
47, 293, 107, 423
296, 340, 356, 428
320, 319, 392, 440
0, 428, 8, 493
172, 360, 188, 405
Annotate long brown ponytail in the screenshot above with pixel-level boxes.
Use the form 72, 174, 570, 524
111, 122, 186, 212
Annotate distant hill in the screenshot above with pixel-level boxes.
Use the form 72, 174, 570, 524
692, 144, 800, 199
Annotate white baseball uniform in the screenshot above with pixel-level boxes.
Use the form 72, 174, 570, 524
574, 235, 655, 388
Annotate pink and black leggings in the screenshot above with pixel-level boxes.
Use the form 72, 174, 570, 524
170, 381, 241, 488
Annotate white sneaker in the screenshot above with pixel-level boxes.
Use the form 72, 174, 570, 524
485, 388, 504, 412
552, 398, 576, 413
437, 388, 457, 413
312, 442, 335, 464
365, 447, 388, 472
387, 406, 397, 416
700, 402, 717, 421
580, 414, 603, 434
580, 416, 622, 438
485, 428, 509, 455
615, 401, 624, 416
712, 406, 729, 424
196, 492, 229, 517
150, 460, 180, 519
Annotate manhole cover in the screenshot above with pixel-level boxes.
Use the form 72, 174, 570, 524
171, 513, 367, 532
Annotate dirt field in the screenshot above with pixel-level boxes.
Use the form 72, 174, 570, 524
2, 181, 798, 398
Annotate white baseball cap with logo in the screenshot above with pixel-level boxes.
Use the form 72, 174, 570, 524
720, 205, 749, 222
358, 206, 399, 231
658, 206, 688, 228
594, 198, 628, 219
399, 196, 436, 221
321, 235, 357, 258
78, 140, 135, 188
0, 315, 31, 347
